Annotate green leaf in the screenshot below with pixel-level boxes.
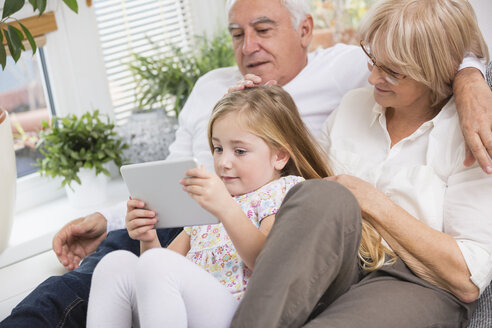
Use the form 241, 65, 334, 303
19, 22, 36, 55
28, 0, 38, 11
0, 30, 6, 70
5, 25, 22, 62
37, 0, 47, 15
2, 0, 25, 19
62, 0, 78, 13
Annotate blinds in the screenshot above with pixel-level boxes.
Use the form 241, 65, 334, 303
93, 0, 194, 125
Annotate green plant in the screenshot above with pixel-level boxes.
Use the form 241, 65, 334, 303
36, 110, 129, 188
0, 0, 78, 70
128, 30, 236, 117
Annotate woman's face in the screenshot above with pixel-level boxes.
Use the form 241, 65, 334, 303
367, 57, 432, 111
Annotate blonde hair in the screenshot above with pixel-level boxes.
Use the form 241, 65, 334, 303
359, 0, 489, 106
209, 86, 392, 271
208, 85, 331, 180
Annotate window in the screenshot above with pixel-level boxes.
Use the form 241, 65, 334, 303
0, 48, 54, 178
310, 0, 377, 49
92, 0, 195, 125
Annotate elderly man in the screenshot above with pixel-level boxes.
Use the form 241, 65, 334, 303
2, 0, 490, 326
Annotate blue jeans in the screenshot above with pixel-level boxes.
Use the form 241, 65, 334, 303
0, 228, 181, 328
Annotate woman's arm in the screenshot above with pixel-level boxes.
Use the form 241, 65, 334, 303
326, 175, 480, 303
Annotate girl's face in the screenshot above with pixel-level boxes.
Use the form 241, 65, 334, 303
211, 112, 287, 196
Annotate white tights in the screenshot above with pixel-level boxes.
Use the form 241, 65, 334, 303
86, 249, 239, 328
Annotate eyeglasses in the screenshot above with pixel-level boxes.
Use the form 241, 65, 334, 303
360, 40, 406, 85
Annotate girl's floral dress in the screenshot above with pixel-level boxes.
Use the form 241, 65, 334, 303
184, 175, 304, 300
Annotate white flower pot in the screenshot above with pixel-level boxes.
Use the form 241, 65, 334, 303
65, 168, 109, 209
0, 109, 17, 253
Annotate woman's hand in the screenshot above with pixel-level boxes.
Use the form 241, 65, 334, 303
227, 74, 277, 94
125, 198, 158, 242
324, 174, 389, 222
180, 166, 236, 219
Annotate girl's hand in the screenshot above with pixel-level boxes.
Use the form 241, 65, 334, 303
324, 175, 390, 222
227, 74, 277, 94
180, 166, 236, 219
125, 198, 158, 242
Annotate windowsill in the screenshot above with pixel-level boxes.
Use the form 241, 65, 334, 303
0, 177, 128, 269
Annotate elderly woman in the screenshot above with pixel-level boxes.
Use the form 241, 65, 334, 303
230, 0, 491, 327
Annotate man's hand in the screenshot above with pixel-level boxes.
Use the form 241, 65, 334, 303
52, 212, 108, 270
227, 74, 277, 94
454, 67, 492, 174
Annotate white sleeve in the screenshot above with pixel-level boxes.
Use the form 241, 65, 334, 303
98, 201, 127, 232
458, 52, 487, 77
443, 165, 492, 295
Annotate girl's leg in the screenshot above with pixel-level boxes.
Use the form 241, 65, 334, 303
86, 250, 140, 328
135, 248, 239, 328
230, 180, 363, 328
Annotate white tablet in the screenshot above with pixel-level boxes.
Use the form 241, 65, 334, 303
120, 158, 219, 228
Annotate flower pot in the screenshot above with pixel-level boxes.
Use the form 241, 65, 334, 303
118, 109, 178, 164
65, 168, 109, 209
0, 108, 17, 253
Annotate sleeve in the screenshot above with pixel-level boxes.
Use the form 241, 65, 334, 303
183, 226, 192, 235
97, 201, 127, 232
257, 176, 305, 223
443, 164, 492, 295
458, 52, 487, 77
166, 80, 201, 162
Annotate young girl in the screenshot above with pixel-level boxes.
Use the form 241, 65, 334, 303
86, 85, 331, 327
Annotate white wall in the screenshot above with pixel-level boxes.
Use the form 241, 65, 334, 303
190, 0, 228, 38
470, 0, 492, 54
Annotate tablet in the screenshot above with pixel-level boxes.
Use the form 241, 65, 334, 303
120, 158, 219, 228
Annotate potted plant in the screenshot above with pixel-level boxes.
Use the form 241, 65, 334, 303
36, 110, 128, 208
119, 31, 236, 164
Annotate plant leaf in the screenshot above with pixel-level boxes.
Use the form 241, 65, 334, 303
62, 0, 78, 13
2, 0, 25, 19
37, 0, 47, 15
0, 30, 6, 70
28, 0, 38, 11
19, 22, 36, 55
5, 25, 22, 62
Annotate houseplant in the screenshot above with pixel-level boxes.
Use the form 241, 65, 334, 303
119, 31, 235, 164
36, 110, 128, 207
0, 108, 16, 253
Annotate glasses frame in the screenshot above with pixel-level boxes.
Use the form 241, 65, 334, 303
360, 40, 406, 85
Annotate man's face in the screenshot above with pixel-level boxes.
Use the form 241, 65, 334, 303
228, 0, 312, 86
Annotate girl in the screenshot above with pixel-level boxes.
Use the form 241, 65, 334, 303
86, 85, 332, 327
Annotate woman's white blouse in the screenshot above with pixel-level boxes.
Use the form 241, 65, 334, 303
319, 87, 492, 294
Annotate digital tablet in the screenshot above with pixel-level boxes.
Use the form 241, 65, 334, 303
120, 158, 219, 228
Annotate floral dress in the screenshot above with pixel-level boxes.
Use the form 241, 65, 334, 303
184, 175, 304, 300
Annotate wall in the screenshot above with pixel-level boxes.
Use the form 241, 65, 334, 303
470, 0, 492, 52
190, 0, 228, 39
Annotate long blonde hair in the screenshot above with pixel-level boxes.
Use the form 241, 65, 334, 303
209, 86, 393, 271
359, 0, 489, 106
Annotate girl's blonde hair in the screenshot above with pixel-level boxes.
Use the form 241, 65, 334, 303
209, 85, 392, 271
359, 0, 489, 106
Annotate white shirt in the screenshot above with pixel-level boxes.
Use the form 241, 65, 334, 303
103, 44, 369, 230
319, 87, 492, 294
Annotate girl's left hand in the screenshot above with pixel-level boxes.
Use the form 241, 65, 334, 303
180, 166, 235, 218
324, 175, 389, 222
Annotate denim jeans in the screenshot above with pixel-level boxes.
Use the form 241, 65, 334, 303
0, 228, 181, 328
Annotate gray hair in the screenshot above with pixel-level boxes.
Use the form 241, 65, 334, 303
225, 0, 311, 29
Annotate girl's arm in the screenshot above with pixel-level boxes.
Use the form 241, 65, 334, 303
325, 175, 479, 303
167, 231, 191, 256
181, 166, 274, 270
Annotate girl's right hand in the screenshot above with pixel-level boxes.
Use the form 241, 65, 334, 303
126, 199, 158, 242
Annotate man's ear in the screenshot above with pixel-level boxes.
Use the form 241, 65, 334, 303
299, 14, 314, 49
273, 149, 290, 171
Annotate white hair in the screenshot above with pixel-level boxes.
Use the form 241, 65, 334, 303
225, 0, 311, 29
